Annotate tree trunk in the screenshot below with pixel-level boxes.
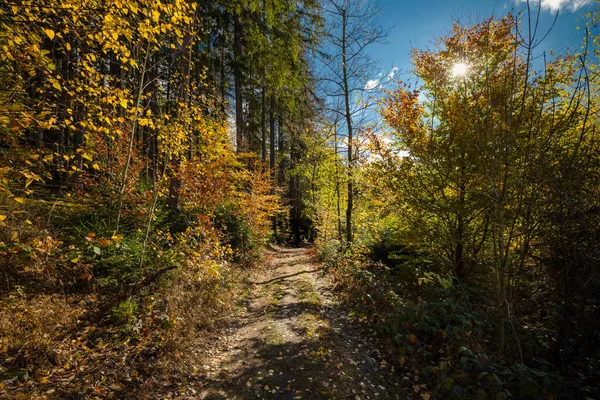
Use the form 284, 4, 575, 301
334, 123, 342, 240
341, 10, 353, 246
261, 84, 267, 162
234, 16, 244, 153
495, 207, 507, 351
269, 93, 276, 174
168, 27, 193, 212
454, 182, 466, 281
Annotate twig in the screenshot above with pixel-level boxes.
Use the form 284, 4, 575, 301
96, 265, 177, 320
46, 198, 59, 227
506, 300, 524, 364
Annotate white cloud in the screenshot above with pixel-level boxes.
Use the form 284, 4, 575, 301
364, 78, 381, 91
516, 0, 595, 12
364, 68, 400, 91
364, 72, 383, 91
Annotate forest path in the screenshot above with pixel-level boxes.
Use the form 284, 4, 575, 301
195, 245, 402, 400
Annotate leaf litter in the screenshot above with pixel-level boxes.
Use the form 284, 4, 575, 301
192, 246, 404, 399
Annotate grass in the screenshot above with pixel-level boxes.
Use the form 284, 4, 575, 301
296, 279, 321, 305
260, 281, 286, 314
261, 324, 285, 345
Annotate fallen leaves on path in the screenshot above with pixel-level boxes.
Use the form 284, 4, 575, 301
193, 246, 403, 399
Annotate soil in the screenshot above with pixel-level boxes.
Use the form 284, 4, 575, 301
193, 245, 403, 400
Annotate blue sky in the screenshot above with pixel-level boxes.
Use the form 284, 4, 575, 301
367, 0, 598, 82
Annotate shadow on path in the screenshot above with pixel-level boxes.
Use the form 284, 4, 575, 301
197, 247, 402, 399
254, 268, 322, 286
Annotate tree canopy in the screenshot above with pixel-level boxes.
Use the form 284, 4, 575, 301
1, 1, 599, 398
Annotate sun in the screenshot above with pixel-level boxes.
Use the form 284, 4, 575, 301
452, 63, 468, 77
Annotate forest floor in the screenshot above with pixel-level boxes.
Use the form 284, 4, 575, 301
192, 245, 403, 400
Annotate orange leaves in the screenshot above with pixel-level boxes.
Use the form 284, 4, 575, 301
384, 15, 528, 163
443, 16, 518, 64
380, 85, 425, 150
179, 129, 278, 247
412, 15, 520, 95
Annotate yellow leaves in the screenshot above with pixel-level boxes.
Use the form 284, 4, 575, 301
19, 171, 42, 191
44, 29, 55, 40
81, 60, 95, 73
111, 233, 124, 244
0, 215, 6, 222
119, 98, 128, 108
14, 197, 25, 204
160, 23, 172, 34
138, 118, 155, 128
129, 2, 139, 14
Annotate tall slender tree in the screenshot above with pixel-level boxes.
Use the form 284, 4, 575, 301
320, 0, 387, 245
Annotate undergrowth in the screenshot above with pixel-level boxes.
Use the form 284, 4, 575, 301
316, 241, 600, 400
0, 193, 263, 399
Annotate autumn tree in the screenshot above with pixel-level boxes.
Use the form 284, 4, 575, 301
378, 12, 592, 350
536, 6, 600, 366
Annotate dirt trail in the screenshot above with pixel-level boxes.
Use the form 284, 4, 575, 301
196, 245, 402, 399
